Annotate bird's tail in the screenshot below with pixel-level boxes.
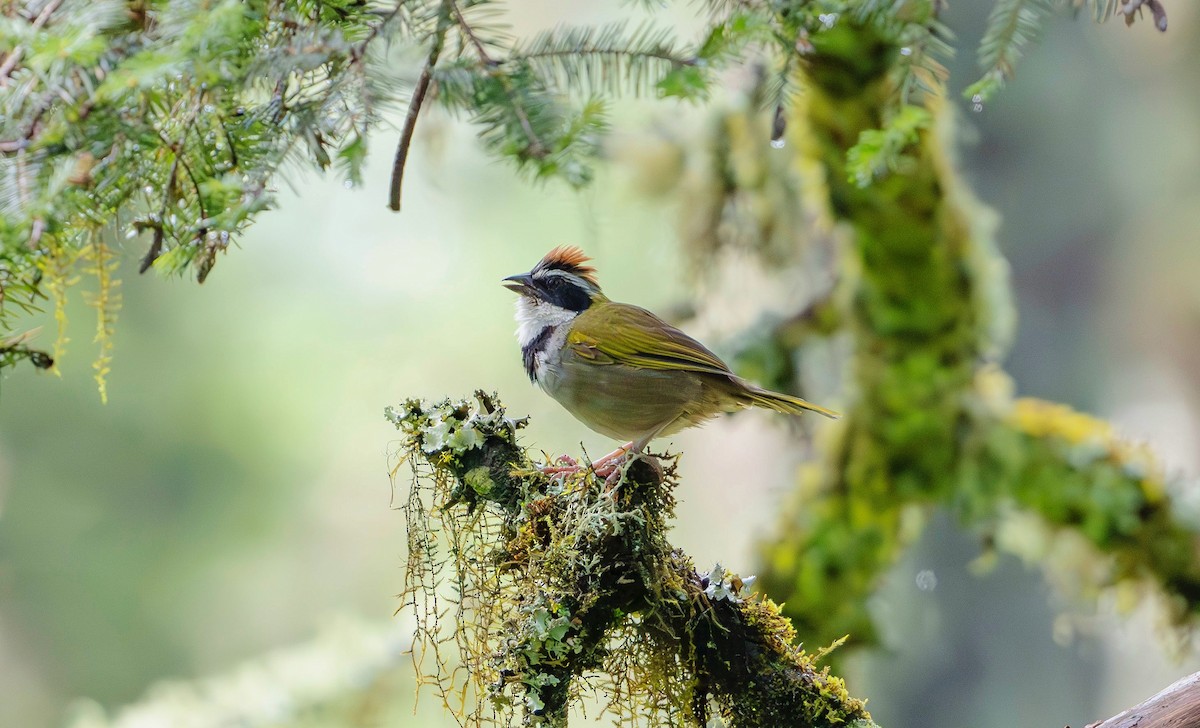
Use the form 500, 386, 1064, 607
744, 385, 840, 419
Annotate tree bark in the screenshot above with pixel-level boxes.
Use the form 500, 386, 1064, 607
1087, 672, 1200, 728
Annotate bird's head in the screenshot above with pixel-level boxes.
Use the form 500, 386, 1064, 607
502, 246, 605, 314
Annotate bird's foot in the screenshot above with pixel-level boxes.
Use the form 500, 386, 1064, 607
538, 454, 581, 475
588, 443, 633, 478
538, 444, 639, 489
602, 465, 626, 493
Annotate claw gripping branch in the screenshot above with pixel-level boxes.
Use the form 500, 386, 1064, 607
387, 391, 877, 728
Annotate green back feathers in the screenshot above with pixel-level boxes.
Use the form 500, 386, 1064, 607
567, 302, 731, 375
568, 301, 839, 420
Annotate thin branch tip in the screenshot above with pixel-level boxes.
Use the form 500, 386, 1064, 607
388, 31, 443, 212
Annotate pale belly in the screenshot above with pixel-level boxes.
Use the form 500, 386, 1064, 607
539, 353, 731, 444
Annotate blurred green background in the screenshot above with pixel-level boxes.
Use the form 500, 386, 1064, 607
3, 2, 1200, 726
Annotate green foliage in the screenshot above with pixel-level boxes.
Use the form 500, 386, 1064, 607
968, 0, 1166, 103
0, 0, 702, 380
0, 0, 1163, 383
512, 21, 694, 96
845, 104, 931, 187
432, 61, 612, 186
2, 0, 394, 382
967, 0, 1057, 103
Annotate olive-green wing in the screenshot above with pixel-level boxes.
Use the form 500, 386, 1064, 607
566, 303, 733, 375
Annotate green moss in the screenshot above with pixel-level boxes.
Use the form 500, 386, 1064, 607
759, 12, 999, 650
391, 395, 877, 727
464, 466, 494, 496
758, 8, 1200, 663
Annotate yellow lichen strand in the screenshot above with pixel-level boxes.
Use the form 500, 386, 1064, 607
37, 236, 82, 377
82, 235, 121, 403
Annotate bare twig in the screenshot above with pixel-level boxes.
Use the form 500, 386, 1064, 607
138, 153, 178, 274
388, 38, 442, 212
1121, 0, 1168, 31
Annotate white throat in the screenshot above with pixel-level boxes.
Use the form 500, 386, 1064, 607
514, 297, 578, 348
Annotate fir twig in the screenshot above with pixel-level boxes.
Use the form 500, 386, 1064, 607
140, 96, 203, 273
0, 329, 53, 371
0, 0, 65, 86
967, 0, 1057, 103
139, 155, 177, 274
507, 21, 696, 96
450, 0, 547, 159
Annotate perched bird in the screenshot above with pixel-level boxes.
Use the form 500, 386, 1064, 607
503, 246, 837, 473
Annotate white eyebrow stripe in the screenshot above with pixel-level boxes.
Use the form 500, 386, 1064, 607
538, 268, 596, 290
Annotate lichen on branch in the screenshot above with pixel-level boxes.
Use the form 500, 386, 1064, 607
387, 391, 876, 728
728, 8, 1200, 658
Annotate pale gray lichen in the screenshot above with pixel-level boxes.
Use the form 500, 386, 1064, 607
386, 393, 518, 458
701, 563, 757, 603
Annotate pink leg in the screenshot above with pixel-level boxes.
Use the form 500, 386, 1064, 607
588, 442, 634, 477
537, 454, 579, 475
536, 443, 634, 478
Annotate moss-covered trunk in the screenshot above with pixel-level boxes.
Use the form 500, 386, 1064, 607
759, 18, 989, 645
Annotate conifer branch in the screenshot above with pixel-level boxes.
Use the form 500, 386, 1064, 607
0, 0, 64, 86
140, 96, 204, 273
137, 154, 177, 275
506, 22, 697, 96
450, 0, 547, 159
0, 329, 53, 371
968, 0, 1168, 101
967, 0, 1057, 102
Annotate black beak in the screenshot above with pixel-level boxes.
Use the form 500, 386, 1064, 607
502, 272, 536, 296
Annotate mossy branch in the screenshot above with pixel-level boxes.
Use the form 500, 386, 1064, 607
387, 391, 876, 728
973, 392, 1200, 624
751, 11, 1199, 657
